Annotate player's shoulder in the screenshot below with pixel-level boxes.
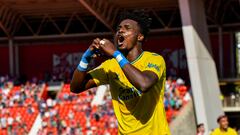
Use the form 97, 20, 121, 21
210, 128, 219, 135
144, 51, 165, 62
228, 127, 238, 134
144, 51, 163, 57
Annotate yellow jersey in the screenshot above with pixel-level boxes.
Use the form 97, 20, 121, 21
211, 128, 238, 135
89, 51, 171, 135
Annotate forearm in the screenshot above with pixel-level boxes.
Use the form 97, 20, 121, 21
70, 70, 87, 93
113, 51, 158, 92
122, 64, 157, 92
70, 48, 95, 93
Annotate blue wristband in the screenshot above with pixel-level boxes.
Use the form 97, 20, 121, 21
82, 49, 94, 60
77, 49, 94, 71
113, 51, 129, 68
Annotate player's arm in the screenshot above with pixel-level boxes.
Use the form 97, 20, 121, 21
98, 39, 159, 92
114, 50, 158, 92
122, 64, 158, 92
70, 38, 101, 93
70, 70, 96, 93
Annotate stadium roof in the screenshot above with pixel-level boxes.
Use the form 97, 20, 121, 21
0, 0, 239, 40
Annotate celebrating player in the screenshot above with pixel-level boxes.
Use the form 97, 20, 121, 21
71, 10, 171, 134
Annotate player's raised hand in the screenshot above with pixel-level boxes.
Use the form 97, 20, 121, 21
89, 38, 101, 50
98, 38, 117, 56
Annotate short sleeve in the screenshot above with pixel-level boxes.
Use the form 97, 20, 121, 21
88, 62, 109, 86
143, 54, 166, 80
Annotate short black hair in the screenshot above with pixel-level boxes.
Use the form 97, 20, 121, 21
217, 115, 227, 123
119, 9, 152, 39
197, 123, 204, 128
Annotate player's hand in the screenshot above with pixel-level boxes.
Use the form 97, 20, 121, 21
89, 38, 101, 51
98, 38, 117, 56
89, 38, 102, 57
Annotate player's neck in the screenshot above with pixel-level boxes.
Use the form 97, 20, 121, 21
220, 127, 228, 132
125, 46, 143, 62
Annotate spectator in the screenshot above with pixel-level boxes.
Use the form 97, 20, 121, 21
196, 123, 205, 135
7, 114, 14, 134
46, 98, 55, 108
27, 104, 35, 114
75, 122, 82, 135
68, 110, 75, 120
0, 115, 7, 129
16, 112, 22, 123
211, 115, 238, 135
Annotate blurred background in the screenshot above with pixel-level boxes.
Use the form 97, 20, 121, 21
0, 0, 240, 134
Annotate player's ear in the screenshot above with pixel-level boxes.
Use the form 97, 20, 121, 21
137, 33, 144, 42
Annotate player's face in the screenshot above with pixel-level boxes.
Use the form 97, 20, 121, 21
199, 125, 205, 133
115, 19, 141, 51
219, 117, 229, 130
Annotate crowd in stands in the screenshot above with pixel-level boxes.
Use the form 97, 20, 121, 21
37, 84, 118, 135
0, 75, 43, 135
164, 77, 191, 123
0, 75, 191, 135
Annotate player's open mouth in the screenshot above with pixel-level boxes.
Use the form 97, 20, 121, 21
118, 35, 125, 46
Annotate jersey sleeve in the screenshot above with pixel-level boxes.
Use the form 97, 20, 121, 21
143, 54, 166, 80
88, 61, 109, 86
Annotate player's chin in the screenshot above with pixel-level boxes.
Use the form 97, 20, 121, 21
117, 46, 127, 51
117, 44, 127, 50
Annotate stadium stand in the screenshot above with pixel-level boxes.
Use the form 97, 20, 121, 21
0, 76, 43, 135
0, 75, 191, 135
0, 0, 240, 133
